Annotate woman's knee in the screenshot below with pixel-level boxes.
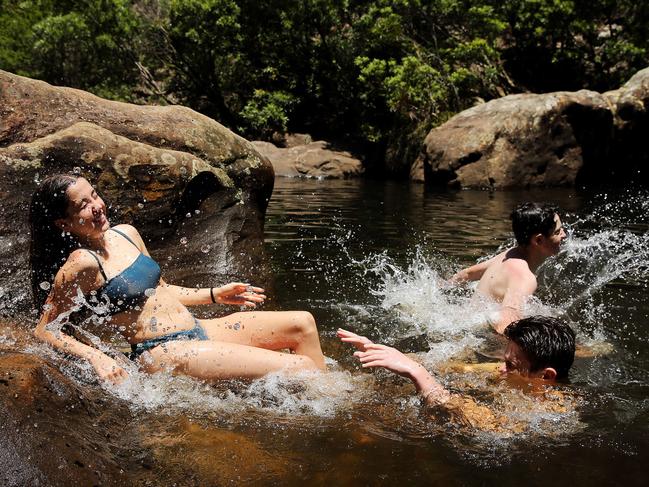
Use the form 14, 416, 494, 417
289, 311, 318, 339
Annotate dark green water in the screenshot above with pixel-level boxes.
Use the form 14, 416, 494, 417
11, 178, 647, 485
255, 178, 649, 485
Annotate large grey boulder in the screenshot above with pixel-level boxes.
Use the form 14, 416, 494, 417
0, 70, 274, 314
419, 67, 649, 188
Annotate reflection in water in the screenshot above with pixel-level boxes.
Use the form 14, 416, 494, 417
5, 179, 648, 484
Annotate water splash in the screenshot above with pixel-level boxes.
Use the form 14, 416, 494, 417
107, 361, 369, 421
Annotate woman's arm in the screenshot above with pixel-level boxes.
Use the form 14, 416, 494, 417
161, 281, 266, 307
114, 225, 266, 307
34, 251, 128, 384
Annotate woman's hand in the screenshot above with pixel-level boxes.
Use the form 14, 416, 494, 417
89, 354, 129, 385
353, 343, 419, 378
337, 328, 374, 351
215, 283, 266, 307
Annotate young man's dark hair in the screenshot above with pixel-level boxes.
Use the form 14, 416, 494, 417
504, 316, 576, 379
510, 202, 560, 246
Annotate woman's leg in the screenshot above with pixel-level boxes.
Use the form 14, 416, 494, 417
139, 339, 319, 381
200, 311, 326, 370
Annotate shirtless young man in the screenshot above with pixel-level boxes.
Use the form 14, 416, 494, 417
450, 203, 567, 334
338, 316, 576, 431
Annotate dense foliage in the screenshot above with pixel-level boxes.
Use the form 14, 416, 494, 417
1, 0, 648, 174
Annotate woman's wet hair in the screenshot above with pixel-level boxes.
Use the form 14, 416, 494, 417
29, 174, 81, 310
504, 316, 576, 379
510, 202, 560, 245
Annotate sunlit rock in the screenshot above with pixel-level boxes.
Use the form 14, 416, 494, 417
418, 66, 649, 188
252, 140, 364, 179
0, 70, 274, 314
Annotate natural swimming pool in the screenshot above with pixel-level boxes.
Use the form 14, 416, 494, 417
5, 178, 647, 485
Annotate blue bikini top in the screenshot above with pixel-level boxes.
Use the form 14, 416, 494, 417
86, 228, 161, 315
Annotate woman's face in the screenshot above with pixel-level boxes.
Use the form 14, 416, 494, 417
55, 178, 109, 239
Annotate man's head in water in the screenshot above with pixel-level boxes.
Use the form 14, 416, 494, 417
502, 316, 576, 380
511, 202, 567, 256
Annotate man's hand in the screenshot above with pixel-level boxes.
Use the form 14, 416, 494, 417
337, 328, 374, 351
353, 343, 420, 378
343, 334, 452, 405
215, 283, 266, 307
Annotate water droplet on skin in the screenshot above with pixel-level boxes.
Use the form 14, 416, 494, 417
233, 322, 240, 331
144, 288, 156, 297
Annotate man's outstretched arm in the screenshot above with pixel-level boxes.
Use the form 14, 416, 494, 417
339, 330, 504, 431
338, 329, 450, 405
449, 254, 499, 284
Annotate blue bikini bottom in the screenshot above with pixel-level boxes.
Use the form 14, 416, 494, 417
130, 318, 209, 360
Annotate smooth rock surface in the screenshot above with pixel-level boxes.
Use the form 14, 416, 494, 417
252, 140, 364, 179
419, 67, 649, 188
0, 70, 274, 314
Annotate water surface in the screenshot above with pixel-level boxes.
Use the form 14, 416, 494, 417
8, 178, 649, 485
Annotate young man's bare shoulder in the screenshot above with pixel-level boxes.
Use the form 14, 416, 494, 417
501, 257, 533, 275
501, 258, 537, 289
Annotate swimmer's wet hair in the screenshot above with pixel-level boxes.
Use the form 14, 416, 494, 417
30, 173, 82, 309
510, 202, 560, 246
504, 316, 576, 379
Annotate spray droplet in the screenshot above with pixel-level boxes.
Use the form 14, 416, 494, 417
201, 245, 211, 254
180, 237, 188, 245
39, 281, 51, 291
144, 288, 156, 297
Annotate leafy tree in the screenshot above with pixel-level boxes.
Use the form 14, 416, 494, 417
0, 0, 141, 99
1, 0, 648, 174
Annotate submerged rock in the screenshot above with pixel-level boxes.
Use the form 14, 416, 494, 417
252, 140, 364, 179
419, 67, 649, 188
0, 70, 274, 313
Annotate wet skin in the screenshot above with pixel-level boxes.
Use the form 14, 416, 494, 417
35, 178, 326, 385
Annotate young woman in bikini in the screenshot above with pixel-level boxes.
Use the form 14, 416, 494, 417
31, 174, 325, 384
